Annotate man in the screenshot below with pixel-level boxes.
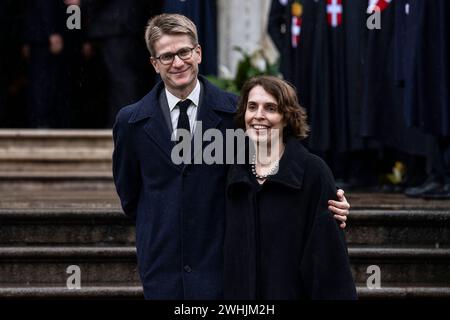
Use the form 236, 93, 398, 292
113, 14, 350, 300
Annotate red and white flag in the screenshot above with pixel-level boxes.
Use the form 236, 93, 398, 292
327, 0, 343, 27
290, 1, 303, 48
291, 16, 302, 48
367, 0, 392, 13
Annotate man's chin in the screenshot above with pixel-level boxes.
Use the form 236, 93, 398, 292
171, 75, 195, 88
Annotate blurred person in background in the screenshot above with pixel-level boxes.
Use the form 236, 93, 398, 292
22, 0, 69, 128
77, 0, 161, 128
0, 0, 11, 126
1, 0, 28, 128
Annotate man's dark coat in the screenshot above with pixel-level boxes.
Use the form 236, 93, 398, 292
113, 77, 238, 299
224, 138, 357, 299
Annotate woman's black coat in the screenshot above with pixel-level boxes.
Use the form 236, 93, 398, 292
224, 138, 357, 299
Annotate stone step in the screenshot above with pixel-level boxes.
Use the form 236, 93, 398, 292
0, 185, 120, 210
349, 247, 450, 284
346, 192, 450, 211
0, 284, 143, 299
1, 208, 449, 246
0, 209, 133, 245
0, 284, 448, 299
0, 172, 113, 181
0, 130, 113, 150
0, 247, 139, 285
346, 210, 450, 246
355, 284, 450, 299
0, 151, 111, 162
0, 130, 113, 178
0, 180, 115, 191
0, 246, 448, 285
1, 178, 450, 211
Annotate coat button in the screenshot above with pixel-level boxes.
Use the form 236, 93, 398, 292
184, 265, 192, 273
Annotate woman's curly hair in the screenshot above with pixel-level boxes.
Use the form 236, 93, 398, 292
234, 75, 310, 140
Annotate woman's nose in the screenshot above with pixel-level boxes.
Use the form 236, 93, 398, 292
255, 106, 265, 118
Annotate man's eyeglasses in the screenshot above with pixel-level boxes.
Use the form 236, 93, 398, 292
155, 46, 198, 65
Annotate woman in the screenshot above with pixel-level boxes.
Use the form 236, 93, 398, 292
224, 76, 357, 300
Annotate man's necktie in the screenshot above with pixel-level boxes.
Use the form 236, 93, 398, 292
176, 99, 192, 142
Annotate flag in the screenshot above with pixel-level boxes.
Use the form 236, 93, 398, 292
163, 0, 218, 76
367, 0, 392, 13
291, 1, 303, 47
327, 0, 343, 27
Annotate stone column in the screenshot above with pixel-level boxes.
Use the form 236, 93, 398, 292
217, 0, 278, 78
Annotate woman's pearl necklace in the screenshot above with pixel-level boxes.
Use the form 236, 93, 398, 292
251, 153, 280, 180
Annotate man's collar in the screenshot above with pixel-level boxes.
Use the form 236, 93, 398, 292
166, 80, 201, 112
128, 76, 236, 124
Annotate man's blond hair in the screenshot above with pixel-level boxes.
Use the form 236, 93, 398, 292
145, 14, 199, 57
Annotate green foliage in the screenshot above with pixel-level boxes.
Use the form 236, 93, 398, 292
207, 46, 280, 95
206, 76, 239, 95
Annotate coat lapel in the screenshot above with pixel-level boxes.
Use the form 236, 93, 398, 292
191, 95, 221, 163
227, 138, 308, 192
129, 82, 178, 166
143, 105, 177, 163
191, 77, 234, 164
264, 138, 307, 190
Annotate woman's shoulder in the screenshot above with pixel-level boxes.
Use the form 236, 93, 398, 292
287, 141, 335, 184
305, 152, 331, 173
288, 142, 338, 201
286, 139, 331, 174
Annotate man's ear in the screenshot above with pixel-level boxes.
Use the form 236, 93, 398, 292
196, 45, 202, 65
150, 57, 160, 74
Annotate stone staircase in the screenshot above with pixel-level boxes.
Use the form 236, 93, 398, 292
346, 196, 450, 299
0, 130, 112, 180
0, 130, 449, 299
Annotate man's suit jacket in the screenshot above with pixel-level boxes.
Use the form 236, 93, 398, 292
113, 76, 238, 299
